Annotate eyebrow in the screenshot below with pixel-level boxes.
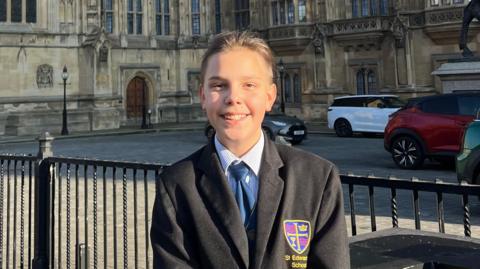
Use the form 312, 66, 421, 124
207, 75, 263, 81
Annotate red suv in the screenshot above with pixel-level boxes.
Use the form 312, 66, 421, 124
384, 92, 480, 169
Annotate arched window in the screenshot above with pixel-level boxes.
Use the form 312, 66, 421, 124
156, 0, 170, 35
380, 0, 388, 15
367, 71, 377, 94
361, 0, 368, 16
235, 0, 250, 30
284, 74, 292, 103
298, 0, 306, 22
127, 0, 143, 34
103, 0, 114, 33
191, 0, 200, 34
356, 70, 365, 95
271, 1, 279, 25
1, 0, 37, 23
352, 0, 359, 17
293, 74, 301, 103
279, 0, 286, 24
287, 0, 295, 24
370, 0, 377, 16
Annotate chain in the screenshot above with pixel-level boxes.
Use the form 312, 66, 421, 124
93, 166, 98, 269
66, 164, 71, 269
122, 169, 128, 269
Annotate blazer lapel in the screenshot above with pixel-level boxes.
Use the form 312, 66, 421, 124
197, 142, 250, 268
254, 139, 285, 268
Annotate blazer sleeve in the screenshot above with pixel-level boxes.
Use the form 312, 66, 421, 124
150, 175, 200, 269
307, 165, 350, 269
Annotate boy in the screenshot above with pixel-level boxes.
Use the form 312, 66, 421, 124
151, 31, 350, 269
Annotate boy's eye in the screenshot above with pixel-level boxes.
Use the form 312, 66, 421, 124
244, 82, 257, 89
210, 83, 224, 90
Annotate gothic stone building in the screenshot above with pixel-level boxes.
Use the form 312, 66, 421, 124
0, 0, 476, 135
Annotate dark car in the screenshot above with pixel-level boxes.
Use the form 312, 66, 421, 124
205, 113, 307, 145
457, 116, 480, 184
384, 92, 480, 169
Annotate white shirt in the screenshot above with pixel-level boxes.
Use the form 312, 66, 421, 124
214, 132, 264, 199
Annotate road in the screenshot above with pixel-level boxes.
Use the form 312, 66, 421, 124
0, 130, 478, 236
0, 131, 457, 182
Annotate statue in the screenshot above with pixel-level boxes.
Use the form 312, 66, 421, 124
460, 0, 480, 58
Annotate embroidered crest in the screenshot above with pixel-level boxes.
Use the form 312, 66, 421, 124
283, 220, 311, 254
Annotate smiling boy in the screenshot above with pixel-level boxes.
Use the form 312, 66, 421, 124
151, 31, 349, 269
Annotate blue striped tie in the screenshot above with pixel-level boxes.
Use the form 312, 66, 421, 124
229, 162, 255, 226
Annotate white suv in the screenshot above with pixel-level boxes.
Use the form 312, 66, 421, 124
327, 95, 404, 137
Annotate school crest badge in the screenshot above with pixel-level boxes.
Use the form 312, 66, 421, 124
283, 220, 311, 254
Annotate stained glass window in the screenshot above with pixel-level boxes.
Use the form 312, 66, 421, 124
356, 70, 365, 95
0, 0, 6, 22
191, 0, 200, 34
298, 0, 306, 22
11, 0, 21, 22
293, 74, 301, 103
287, 0, 294, 24
352, 0, 359, 17
215, 0, 221, 33
234, 0, 249, 30
26, 0, 36, 23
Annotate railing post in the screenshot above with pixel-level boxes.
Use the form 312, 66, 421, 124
32, 132, 54, 269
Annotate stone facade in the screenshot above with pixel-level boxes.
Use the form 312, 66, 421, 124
0, 0, 476, 135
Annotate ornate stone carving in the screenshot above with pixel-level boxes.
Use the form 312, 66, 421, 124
331, 17, 394, 35
36, 64, 53, 88
99, 44, 109, 62
425, 8, 463, 25
392, 16, 408, 48
312, 24, 327, 56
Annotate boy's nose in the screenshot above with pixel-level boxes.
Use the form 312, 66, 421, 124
224, 87, 242, 105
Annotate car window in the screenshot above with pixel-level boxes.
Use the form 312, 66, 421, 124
421, 96, 458, 115
457, 96, 480, 116
383, 97, 405, 108
366, 98, 383, 108
332, 97, 365, 107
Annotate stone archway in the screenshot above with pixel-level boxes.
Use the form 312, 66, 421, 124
126, 76, 147, 121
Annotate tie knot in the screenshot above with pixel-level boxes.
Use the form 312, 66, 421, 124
229, 162, 249, 182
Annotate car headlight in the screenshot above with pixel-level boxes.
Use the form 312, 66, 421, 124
270, 120, 288, 127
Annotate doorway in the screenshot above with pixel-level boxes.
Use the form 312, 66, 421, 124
126, 77, 148, 125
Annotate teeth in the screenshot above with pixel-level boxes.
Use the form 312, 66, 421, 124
224, 114, 246, 120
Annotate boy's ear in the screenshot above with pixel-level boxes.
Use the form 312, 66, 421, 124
199, 85, 206, 110
265, 83, 277, 112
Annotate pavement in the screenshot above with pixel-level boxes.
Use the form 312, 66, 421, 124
0, 121, 333, 144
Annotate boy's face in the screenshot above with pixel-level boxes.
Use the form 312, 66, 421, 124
200, 47, 277, 156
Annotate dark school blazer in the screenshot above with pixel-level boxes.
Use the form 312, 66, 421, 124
151, 137, 350, 269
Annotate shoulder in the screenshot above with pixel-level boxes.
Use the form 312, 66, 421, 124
160, 146, 205, 184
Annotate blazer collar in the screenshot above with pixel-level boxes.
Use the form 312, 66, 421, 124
253, 137, 285, 269
197, 141, 250, 268
197, 137, 285, 269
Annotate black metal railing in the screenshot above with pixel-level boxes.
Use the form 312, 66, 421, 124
0, 133, 479, 269
41, 157, 164, 269
0, 154, 38, 269
342, 174, 480, 237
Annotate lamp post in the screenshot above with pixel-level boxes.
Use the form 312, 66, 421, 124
61, 66, 69, 135
277, 59, 286, 114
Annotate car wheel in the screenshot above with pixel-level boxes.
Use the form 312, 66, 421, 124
262, 127, 274, 141
334, 119, 353, 137
391, 136, 425, 169
206, 126, 215, 140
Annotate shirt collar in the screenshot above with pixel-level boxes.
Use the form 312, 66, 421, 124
214, 132, 264, 176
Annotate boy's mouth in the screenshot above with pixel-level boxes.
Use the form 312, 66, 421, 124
222, 113, 248, 121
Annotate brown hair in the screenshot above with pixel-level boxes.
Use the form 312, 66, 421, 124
200, 31, 276, 84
